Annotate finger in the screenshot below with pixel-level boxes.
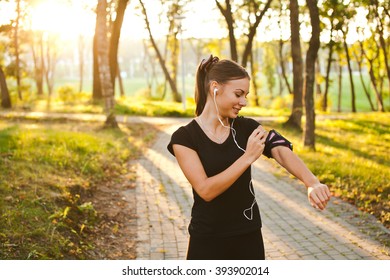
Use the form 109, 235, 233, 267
309, 197, 320, 210
325, 186, 332, 199
250, 127, 263, 139
255, 126, 267, 135
313, 183, 331, 200
318, 184, 331, 201
309, 194, 325, 210
316, 190, 329, 204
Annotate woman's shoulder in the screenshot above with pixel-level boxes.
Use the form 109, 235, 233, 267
167, 119, 199, 156
172, 119, 198, 136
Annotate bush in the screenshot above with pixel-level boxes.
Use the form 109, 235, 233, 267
57, 85, 77, 103
270, 95, 292, 110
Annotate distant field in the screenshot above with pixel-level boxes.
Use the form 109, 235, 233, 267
8, 71, 388, 114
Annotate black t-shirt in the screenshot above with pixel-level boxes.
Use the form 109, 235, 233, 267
167, 116, 262, 238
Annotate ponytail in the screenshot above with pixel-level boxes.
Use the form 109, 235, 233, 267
194, 55, 249, 116
195, 55, 219, 116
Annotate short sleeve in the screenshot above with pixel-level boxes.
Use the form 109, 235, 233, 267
167, 126, 196, 156
243, 117, 261, 135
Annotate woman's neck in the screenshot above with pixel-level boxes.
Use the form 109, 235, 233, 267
198, 102, 229, 130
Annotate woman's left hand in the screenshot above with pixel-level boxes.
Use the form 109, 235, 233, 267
307, 183, 331, 210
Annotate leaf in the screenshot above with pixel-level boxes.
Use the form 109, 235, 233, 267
63, 206, 71, 218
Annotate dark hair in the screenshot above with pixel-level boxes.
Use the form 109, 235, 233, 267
195, 55, 250, 116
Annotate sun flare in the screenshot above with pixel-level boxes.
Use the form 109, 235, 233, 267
30, 0, 95, 38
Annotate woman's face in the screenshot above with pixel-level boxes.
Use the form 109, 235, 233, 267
215, 78, 250, 118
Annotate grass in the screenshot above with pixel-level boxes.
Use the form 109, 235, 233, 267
8, 94, 292, 119
9, 72, 389, 116
261, 112, 390, 228
0, 119, 157, 259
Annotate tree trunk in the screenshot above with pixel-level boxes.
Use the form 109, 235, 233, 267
249, 50, 259, 106
78, 34, 85, 93
337, 62, 342, 112
343, 36, 356, 112
96, 0, 118, 128
44, 36, 57, 99
304, 0, 320, 150
31, 32, 44, 96
315, 58, 322, 96
0, 66, 11, 108
139, 0, 180, 102
93, 30, 102, 100
117, 63, 125, 97
285, 0, 303, 131
241, 0, 272, 68
322, 41, 334, 111
109, 0, 129, 93
374, 1, 390, 99
279, 39, 292, 95
14, 0, 22, 100
367, 59, 385, 112
355, 41, 375, 111
215, 0, 238, 62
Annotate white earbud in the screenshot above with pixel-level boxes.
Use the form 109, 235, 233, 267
213, 88, 218, 96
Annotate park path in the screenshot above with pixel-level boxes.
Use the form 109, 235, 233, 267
133, 118, 390, 260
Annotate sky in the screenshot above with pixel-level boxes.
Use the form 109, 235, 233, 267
0, 0, 372, 43
0, 0, 226, 40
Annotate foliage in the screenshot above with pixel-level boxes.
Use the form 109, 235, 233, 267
57, 85, 77, 103
0, 120, 157, 259
57, 85, 90, 104
262, 42, 277, 97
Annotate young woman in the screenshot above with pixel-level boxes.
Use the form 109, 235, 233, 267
167, 55, 331, 260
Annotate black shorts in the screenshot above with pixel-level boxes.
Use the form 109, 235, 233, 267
186, 229, 265, 260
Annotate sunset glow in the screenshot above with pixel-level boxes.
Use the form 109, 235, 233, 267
0, 0, 377, 43
29, 0, 95, 38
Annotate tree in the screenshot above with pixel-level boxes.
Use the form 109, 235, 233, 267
215, 0, 237, 62
92, 26, 102, 100
342, 25, 357, 112
0, 23, 12, 109
360, 35, 385, 112
139, 0, 181, 102
277, 0, 292, 95
215, 0, 273, 67
30, 31, 45, 96
0, 65, 11, 108
284, 0, 303, 130
78, 34, 86, 93
303, 0, 321, 149
109, 0, 129, 94
353, 37, 375, 111
262, 42, 277, 97
95, 0, 118, 128
43, 34, 58, 101
13, 0, 22, 100
368, 0, 390, 106
319, 0, 341, 112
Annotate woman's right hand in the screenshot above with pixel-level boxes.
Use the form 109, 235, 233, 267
244, 126, 267, 163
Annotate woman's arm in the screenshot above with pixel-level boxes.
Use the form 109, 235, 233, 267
173, 126, 266, 202
271, 146, 331, 210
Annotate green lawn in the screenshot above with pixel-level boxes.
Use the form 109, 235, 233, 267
0, 120, 157, 259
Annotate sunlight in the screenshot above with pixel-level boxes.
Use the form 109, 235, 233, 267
29, 0, 95, 38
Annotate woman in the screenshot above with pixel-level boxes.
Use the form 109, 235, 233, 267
167, 55, 331, 260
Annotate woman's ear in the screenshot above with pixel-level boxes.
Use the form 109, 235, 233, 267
210, 81, 219, 95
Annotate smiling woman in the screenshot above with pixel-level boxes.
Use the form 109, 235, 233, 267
29, 0, 95, 38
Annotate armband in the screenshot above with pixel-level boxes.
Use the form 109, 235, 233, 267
263, 129, 293, 158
